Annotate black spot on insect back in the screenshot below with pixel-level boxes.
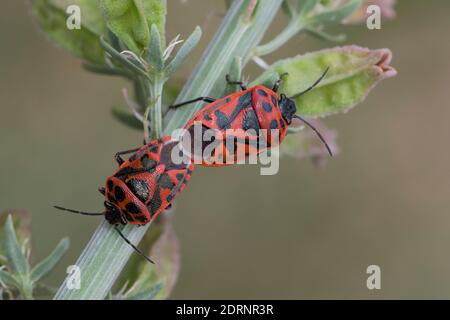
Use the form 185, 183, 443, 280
114, 186, 126, 202
257, 89, 268, 97
158, 173, 175, 189
125, 202, 140, 214
141, 154, 156, 169
262, 102, 272, 112
203, 113, 212, 121
243, 109, 260, 131
215, 110, 231, 130
237, 91, 252, 108
135, 215, 148, 223
270, 120, 278, 129
107, 180, 113, 191
271, 95, 277, 106
148, 187, 162, 215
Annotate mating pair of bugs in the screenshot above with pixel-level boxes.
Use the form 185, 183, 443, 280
55, 70, 331, 262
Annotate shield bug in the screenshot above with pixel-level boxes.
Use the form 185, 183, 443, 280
54, 136, 194, 262
173, 69, 332, 165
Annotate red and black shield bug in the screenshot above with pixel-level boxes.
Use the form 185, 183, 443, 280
54, 136, 194, 263
173, 69, 332, 165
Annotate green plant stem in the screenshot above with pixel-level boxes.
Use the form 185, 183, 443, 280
54, 0, 283, 300
54, 222, 151, 299
254, 20, 304, 57
150, 79, 163, 139
163, 0, 283, 131
19, 277, 34, 300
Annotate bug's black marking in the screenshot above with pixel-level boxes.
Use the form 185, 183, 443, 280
141, 154, 156, 170
214, 92, 252, 130
126, 179, 149, 203
114, 186, 126, 202
107, 180, 113, 191
257, 89, 268, 97
280, 120, 286, 130
159, 173, 175, 189
115, 166, 147, 179
262, 102, 272, 112
166, 173, 189, 203
243, 109, 260, 131
125, 202, 140, 214
237, 91, 252, 108
160, 141, 190, 170
148, 187, 162, 215
203, 113, 212, 121
270, 120, 278, 129
176, 173, 184, 181
135, 215, 148, 223
271, 95, 277, 107
225, 97, 231, 103
215, 110, 231, 130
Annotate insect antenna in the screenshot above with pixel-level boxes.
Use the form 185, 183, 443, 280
292, 115, 333, 157
53, 205, 104, 216
289, 67, 330, 99
114, 226, 155, 264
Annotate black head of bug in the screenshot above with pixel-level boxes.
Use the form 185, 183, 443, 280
54, 203, 154, 264
278, 94, 297, 125
276, 67, 333, 157
104, 201, 127, 225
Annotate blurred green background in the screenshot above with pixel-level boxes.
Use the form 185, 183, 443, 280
1, 0, 450, 299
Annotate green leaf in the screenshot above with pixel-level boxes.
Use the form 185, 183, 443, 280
0, 210, 31, 260
299, 0, 320, 17
99, 0, 166, 55
3, 216, 29, 275
165, 26, 202, 76
142, 0, 167, 47
31, 0, 106, 64
0, 269, 20, 289
252, 46, 397, 117
0, 270, 20, 289
148, 24, 164, 71
30, 238, 70, 282
100, 37, 149, 78
311, 0, 362, 25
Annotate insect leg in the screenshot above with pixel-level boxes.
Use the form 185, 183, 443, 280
225, 74, 247, 91
115, 147, 141, 165
169, 96, 216, 109
272, 72, 289, 92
